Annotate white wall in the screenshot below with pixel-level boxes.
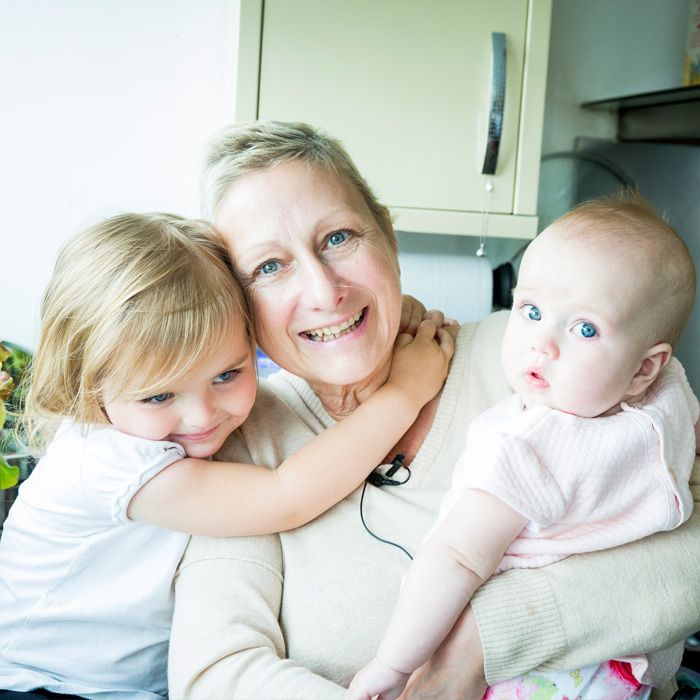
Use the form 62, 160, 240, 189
1, 1, 694, 347
1, 0, 240, 350
542, 0, 689, 155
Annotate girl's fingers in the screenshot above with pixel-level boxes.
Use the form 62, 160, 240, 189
436, 327, 456, 358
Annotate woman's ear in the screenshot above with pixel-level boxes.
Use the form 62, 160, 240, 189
625, 342, 673, 399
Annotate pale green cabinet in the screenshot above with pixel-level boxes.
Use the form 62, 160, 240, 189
235, 0, 551, 239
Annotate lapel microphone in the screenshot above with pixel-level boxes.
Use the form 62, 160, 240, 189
367, 454, 409, 487
361, 454, 413, 560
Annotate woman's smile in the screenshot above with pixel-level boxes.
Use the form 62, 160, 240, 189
301, 307, 367, 343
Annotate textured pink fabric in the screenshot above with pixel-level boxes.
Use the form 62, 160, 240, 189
438, 358, 698, 572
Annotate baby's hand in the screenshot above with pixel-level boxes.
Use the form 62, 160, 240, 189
387, 319, 454, 408
346, 657, 410, 700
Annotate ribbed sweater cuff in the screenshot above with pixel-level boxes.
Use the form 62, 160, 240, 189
470, 569, 567, 684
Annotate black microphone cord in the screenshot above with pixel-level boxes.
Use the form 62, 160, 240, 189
359, 454, 413, 561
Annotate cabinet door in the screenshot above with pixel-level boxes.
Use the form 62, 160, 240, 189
257, 0, 529, 218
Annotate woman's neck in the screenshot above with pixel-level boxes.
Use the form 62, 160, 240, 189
309, 360, 392, 421
309, 359, 442, 465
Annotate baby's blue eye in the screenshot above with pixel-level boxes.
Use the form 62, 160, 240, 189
573, 321, 597, 338
214, 369, 238, 384
259, 260, 281, 275
521, 304, 541, 321
142, 392, 172, 404
327, 230, 350, 247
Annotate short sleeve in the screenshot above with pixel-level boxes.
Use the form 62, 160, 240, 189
665, 356, 699, 423
77, 426, 185, 524
461, 431, 567, 529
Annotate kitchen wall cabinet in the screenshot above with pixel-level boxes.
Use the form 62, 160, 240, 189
235, 0, 551, 239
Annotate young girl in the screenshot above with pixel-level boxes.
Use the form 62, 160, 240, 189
0, 213, 453, 700
349, 193, 699, 700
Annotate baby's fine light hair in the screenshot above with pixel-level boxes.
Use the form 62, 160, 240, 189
23, 213, 255, 452
555, 190, 696, 347
201, 120, 397, 254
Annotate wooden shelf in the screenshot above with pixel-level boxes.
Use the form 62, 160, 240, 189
582, 86, 700, 143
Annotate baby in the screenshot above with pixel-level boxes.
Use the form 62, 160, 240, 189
348, 192, 698, 700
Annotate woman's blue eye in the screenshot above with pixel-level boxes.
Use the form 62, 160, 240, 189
521, 304, 541, 321
214, 369, 238, 384
573, 321, 597, 338
142, 392, 172, 404
259, 260, 281, 275
327, 230, 350, 247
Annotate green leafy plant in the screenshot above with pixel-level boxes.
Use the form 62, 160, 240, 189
0, 341, 33, 490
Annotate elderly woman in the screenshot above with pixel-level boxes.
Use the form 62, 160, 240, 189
168, 122, 700, 699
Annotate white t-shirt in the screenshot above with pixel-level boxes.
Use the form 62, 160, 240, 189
0, 422, 188, 700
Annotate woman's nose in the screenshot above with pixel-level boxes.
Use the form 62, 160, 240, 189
302, 259, 346, 311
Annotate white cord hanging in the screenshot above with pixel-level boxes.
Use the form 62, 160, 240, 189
477, 180, 494, 257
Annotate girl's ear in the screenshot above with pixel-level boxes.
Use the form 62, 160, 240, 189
625, 342, 672, 399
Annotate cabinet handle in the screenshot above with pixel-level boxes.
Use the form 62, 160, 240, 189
481, 32, 507, 176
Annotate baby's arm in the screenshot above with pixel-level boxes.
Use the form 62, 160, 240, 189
347, 490, 527, 700
127, 320, 454, 536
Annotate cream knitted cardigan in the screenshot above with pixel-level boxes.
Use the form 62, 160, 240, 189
169, 312, 700, 700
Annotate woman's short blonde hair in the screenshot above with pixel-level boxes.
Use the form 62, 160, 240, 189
201, 120, 397, 254
23, 213, 254, 451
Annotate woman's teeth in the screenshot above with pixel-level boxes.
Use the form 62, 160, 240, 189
305, 309, 364, 342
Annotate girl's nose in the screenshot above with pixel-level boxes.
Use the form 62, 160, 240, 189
185, 397, 217, 430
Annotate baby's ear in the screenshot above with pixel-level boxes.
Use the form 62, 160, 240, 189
626, 342, 672, 399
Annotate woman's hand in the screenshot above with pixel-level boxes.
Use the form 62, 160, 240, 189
400, 295, 458, 337
388, 320, 454, 408
399, 605, 487, 700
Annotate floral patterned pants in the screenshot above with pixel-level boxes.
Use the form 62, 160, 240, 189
483, 660, 651, 700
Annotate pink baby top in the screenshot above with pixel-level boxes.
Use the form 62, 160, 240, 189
437, 358, 698, 572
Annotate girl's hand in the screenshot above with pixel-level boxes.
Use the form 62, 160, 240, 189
400, 295, 458, 337
400, 294, 426, 334
387, 320, 454, 408
399, 605, 487, 700
346, 657, 410, 700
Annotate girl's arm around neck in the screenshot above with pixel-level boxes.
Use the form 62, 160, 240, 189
127, 321, 453, 536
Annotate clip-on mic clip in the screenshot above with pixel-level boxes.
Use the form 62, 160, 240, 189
367, 454, 408, 487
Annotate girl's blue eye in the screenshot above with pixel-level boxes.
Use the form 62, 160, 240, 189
259, 260, 281, 276
521, 304, 541, 321
573, 321, 598, 338
214, 369, 238, 384
142, 392, 172, 404
327, 230, 350, 247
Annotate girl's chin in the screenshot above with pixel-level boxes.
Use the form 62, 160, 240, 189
179, 439, 224, 459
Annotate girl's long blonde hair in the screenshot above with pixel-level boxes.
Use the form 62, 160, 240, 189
23, 213, 254, 453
